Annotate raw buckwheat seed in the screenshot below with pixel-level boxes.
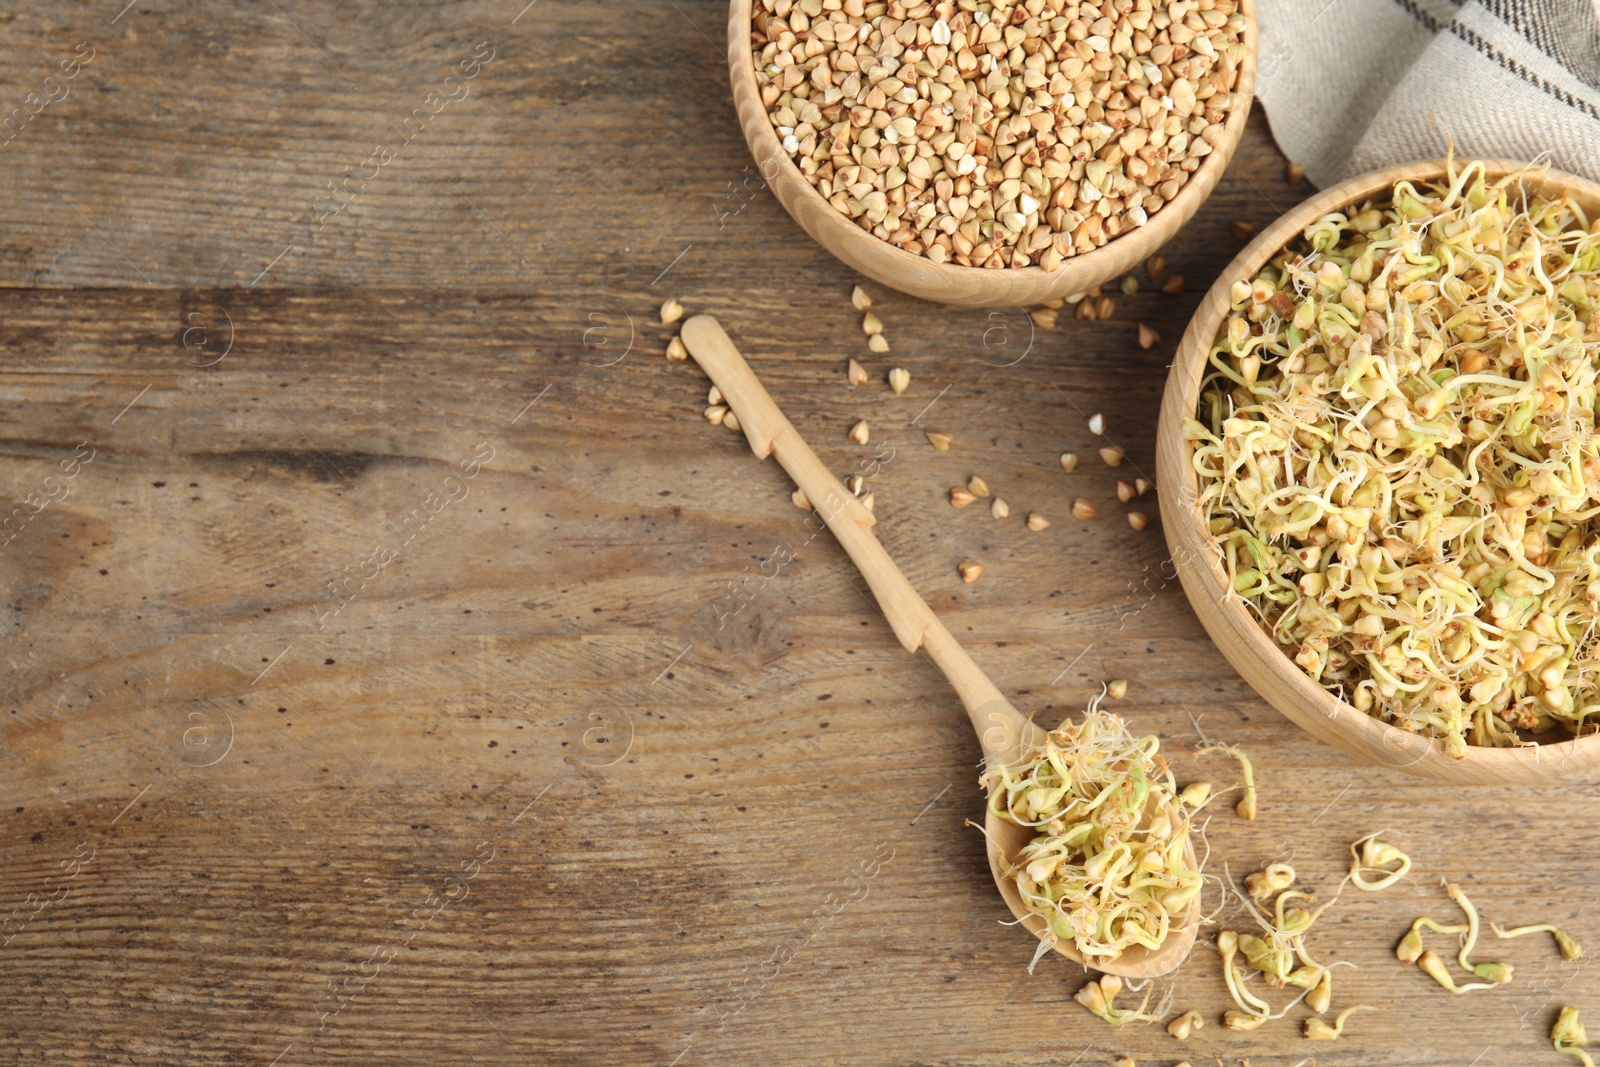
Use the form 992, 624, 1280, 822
750, 0, 1248, 269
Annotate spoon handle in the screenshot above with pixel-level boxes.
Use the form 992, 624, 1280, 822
680, 315, 1026, 758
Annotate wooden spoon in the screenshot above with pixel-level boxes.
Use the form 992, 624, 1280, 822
680, 315, 1200, 978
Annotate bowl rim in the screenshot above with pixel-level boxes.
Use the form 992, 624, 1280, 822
727, 0, 1258, 301
1156, 157, 1600, 781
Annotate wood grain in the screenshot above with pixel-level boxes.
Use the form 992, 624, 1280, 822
0, 4, 1594, 1066
679, 312, 1198, 978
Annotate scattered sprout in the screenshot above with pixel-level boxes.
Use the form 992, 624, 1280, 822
1492, 921, 1584, 960
1219, 860, 1354, 1030
1555, 1006, 1596, 1067
1305, 1004, 1375, 1040
1246, 862, 1297, 900
1396, 915, 1468, 964
1275, 889, 1336, 938
1187, 158, 1600, 754
1196, 744, 1257, 819
1349, 832, 1412, 891
1179, 782, 1213, 808
979, 703, 1201, 964
1217, 929, 1273, 1029
1074, 975, 1157, 1027
1444, 880, 1514, 984
1167, 1009, 1204, 1040
1306, 968, 1333, 1013
1223, 1009, 1267, 1032
1417, 949, 1499, 993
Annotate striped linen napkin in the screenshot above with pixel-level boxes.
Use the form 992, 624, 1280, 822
1254, 0, 1600, 187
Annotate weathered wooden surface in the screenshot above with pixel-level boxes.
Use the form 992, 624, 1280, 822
1, 3, 1594, 1065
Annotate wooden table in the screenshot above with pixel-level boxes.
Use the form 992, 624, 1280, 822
1, 3, 1592, 1065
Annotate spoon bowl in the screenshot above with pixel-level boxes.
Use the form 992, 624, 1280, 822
987, 796, 1202, 978
681, 314, 1200, 977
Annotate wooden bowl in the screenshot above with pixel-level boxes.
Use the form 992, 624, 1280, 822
727, 0, 1257, 309
1156, 160, 1600, 784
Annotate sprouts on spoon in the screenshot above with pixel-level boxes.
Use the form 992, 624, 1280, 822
979, 701, 1202, 965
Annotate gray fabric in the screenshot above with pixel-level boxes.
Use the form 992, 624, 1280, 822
1254, 0, 1600, 188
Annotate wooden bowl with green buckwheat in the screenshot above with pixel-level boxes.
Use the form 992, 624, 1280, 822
1158, 159, 1600, 783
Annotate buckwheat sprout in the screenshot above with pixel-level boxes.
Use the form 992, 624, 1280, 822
1074, 974, 1158, 1027
1491, 921, 1584, 960
1167, 1009, 1205, 1040
1188, 156, 1600, 754
979, 703, 1202, 964
1417, 949, 1501, 993
1286, 955, 1334, 997
1243, 883, 1335, 985
1349, 832, 1412, 891
1217, 930, 1271, 1029
1223, 860, 1361, 1027
1397, 916, 1469, 963
1305, 1003, 1376, 1040
1246, 863, 1296, 901
1444, 880, 1515, 984
1275, 889, 1337, 939
1555, 1006, 1596, 1067
1195, 744, 1257, 819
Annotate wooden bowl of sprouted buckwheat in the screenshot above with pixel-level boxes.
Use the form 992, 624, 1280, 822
1157, 157, 1600, 784
729, 0, 1256, 308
